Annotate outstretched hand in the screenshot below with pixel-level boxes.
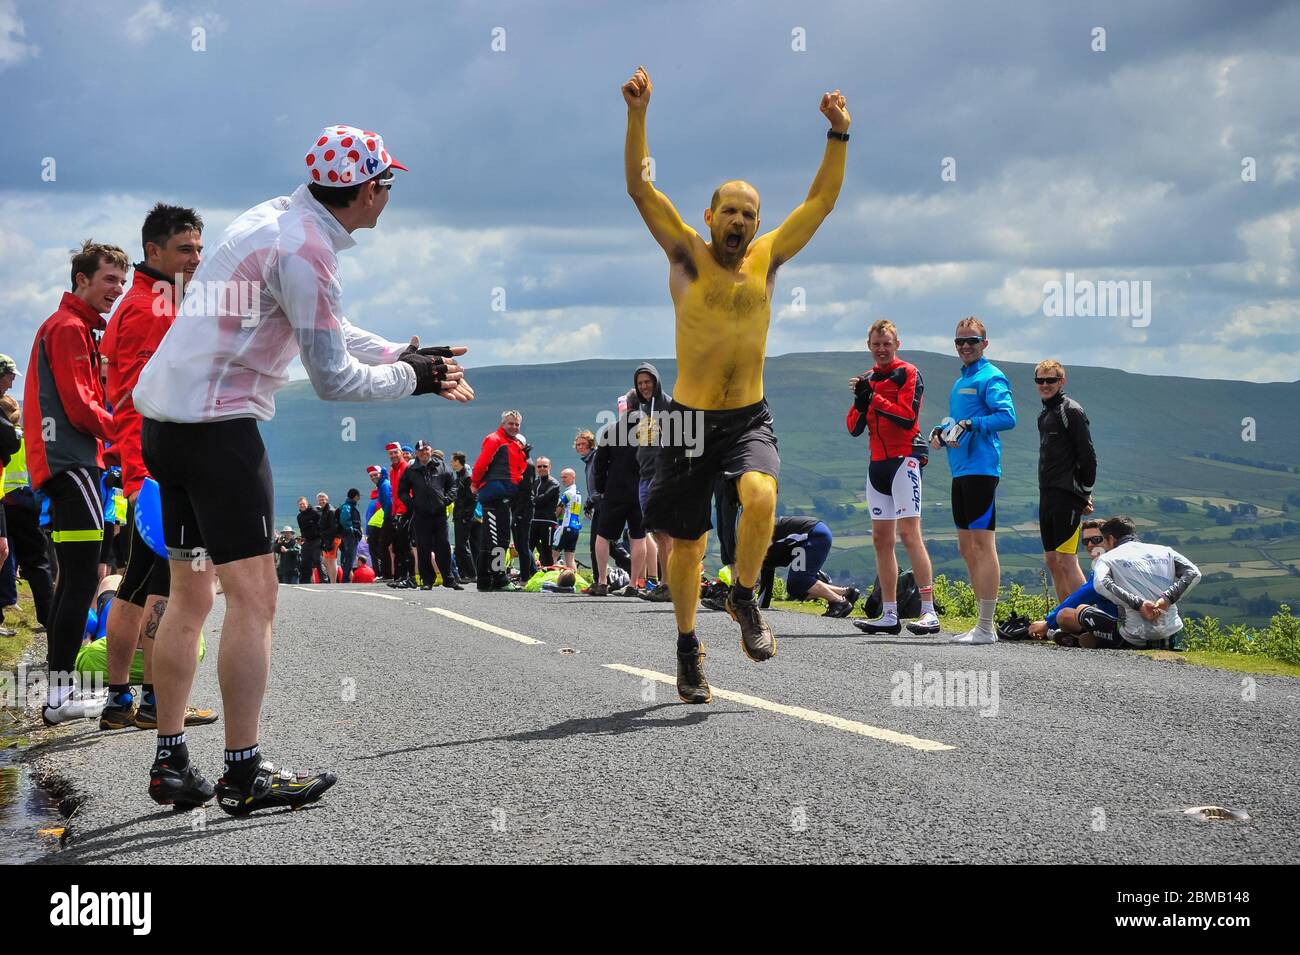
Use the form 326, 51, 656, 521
399, 339, 473, 400
820, 89, 850, 132
622, 66, 652, 111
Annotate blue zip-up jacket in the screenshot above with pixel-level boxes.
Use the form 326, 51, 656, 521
365, 466, 392, 521
1046, 576, 1118, 630
942, 357, 1016, 477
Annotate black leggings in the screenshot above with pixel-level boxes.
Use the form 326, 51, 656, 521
45, 468, 104, 691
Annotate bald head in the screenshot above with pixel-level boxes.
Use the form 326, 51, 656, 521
711, 179, 760, 211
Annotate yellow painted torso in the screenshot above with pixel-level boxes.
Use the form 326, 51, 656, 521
669, 235, 776, 410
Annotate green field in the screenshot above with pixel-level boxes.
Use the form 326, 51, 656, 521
263, 351, 1300, 626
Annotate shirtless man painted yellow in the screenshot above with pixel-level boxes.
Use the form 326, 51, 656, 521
623, 65, 849, 703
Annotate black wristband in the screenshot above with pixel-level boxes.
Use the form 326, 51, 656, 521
827, 130, 850, 142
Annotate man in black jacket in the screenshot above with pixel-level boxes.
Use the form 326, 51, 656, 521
631, 362, 671, 599
1035, 360, 1098, 601
273, 527, 300, 584
399, 439, 461, 589
592, 411, 648, 596
511, 436, 537, 581
530, 456, 561, 569
450, 451, 477, 582
296, 496, 327, 584
316, 491, 338, 584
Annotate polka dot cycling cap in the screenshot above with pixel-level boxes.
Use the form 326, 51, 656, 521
304, 125, 407, 186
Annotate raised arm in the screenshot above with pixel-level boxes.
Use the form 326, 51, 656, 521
623, 66, 696, 258
767, 90, 851, 267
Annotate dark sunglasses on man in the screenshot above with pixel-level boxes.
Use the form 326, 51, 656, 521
1034, 376, 1061, 385
954, 336, 984, 346
1082, 534, 1104, 547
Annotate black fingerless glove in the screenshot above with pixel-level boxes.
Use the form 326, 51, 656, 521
398, 345, 456, 396
853, 376, 874, 413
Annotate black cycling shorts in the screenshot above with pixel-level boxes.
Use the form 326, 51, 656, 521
597, 499, 645, 540
141, 416, 275, 566
643, 399, 780, 541
117, 498, 170, 607
1077, 605, 1124, 647
556, 528, 580, 552
951, 475, 999, 531
1040, 488, 1085, 553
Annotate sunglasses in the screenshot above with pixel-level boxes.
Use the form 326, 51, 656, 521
1082, 536, 1104, 546
374, 175, 394, 191
1034, 376, 1061, 385
954, 336, 985, 347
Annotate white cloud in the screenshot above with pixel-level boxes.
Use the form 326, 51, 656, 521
1216, 299, 1300, 341
0, 0, 38, 69
985, 269, 1061, 316
124, 1, 175, 43
1237, 207, 1299, 288
869, 263, 972, 297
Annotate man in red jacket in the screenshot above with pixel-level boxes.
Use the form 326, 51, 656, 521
471, 410, 527, 590
23, 241, 127, 724
98, 204, 219, 732
845, 319, 938, 635
382, 440, 414, 587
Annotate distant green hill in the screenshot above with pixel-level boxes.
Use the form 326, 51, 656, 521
263, 352, 1300, 624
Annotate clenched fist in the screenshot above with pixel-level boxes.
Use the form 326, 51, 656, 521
820, 89, 850, 133
622, 66, 652, 111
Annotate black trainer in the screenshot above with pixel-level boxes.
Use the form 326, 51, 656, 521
216, 760, 337, 816
149, 762, 216, 809
676, 647, 712, 704
726, 591, 776, 661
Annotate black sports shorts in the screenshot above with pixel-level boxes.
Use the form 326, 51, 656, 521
951, 475, 998, 531
1039, 488, 1085, 553
596, 498, 645, 540
141, 416, 275, 566
643, 399, 780, 541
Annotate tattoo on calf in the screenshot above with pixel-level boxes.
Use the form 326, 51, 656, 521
143, 599, 167, 641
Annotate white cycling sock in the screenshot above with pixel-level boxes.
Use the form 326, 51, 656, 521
978, 599, 997, 633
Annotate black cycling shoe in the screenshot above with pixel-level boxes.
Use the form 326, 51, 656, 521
676, 647, 713, 704
149, 761, 216, 809
216, 760, 337, 816
442, 580, 465, 590
727, 591, 776, 661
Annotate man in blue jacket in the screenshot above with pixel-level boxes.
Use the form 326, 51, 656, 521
366, 465, 392, 578
928, 317, 1016, 644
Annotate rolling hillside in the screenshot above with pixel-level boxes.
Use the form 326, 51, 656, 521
263, 352, 1300, 624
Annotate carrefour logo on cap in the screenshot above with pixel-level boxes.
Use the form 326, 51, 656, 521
364, 157, 379, 175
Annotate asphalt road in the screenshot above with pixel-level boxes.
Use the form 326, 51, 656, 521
27, 584, 1300, 864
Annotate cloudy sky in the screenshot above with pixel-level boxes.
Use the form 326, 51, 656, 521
2, 0, 1298, 381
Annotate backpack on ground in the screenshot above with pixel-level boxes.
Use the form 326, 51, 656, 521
864, 570, 923, 619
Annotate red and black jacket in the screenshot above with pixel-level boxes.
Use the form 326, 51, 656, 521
101, 265, 175, 497
470, 427, 527, 492
845, 358, 924, 462
23, 292, 114, 488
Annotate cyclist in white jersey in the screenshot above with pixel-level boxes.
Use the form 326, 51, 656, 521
133, 125, 473, 815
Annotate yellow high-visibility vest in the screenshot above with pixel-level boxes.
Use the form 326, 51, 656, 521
3, 441, 28, 493
368, 505, 385, 528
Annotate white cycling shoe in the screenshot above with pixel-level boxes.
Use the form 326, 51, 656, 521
42, 693, 107, 726
949, 626, 996, 645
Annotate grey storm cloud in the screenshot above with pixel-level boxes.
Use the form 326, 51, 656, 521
2, 0, 1298, 379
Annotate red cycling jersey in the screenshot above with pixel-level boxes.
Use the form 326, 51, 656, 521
845, 357, 924, 462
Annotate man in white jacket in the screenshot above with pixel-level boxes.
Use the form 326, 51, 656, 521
133, 125, 473, 815
1091, 515, 1201, 650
